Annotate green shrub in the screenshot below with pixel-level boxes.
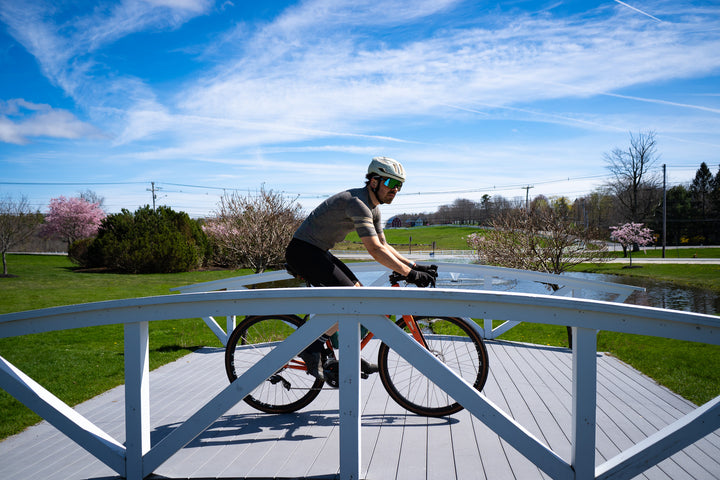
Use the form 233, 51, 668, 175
67, 237, 94, 266
86, 206, 209, 273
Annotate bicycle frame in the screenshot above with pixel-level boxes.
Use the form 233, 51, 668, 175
224, 268, 489, 417
332, 278, 430, 366
283, 271, 432, 372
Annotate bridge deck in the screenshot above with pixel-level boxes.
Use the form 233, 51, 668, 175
1, 340, 719, 479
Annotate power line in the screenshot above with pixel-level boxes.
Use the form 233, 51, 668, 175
0, 181, 147, 186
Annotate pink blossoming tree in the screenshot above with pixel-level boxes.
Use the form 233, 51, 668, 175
41, 196, 106, 249
609, 222, 654, 267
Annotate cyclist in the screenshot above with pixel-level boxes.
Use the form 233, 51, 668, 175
285, 156, 437, 381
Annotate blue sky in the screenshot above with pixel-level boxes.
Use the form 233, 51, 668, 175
1, 0, 719, 218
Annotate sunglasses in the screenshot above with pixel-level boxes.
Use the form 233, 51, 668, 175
382, 177, 403, 190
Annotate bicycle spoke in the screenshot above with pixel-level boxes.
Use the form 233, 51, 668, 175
225, 315, 324, 414
378, 317, 489, 417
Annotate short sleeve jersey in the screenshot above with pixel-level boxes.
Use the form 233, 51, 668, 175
293, 187, 383, 251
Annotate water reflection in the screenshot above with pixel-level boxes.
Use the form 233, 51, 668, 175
245, 267, 718, 316
434, 269, 718, 316
563, 272, 719, 316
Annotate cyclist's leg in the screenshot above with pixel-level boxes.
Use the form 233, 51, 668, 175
286, 238, 359, 287
285, 239, 378, 376
318, 252, 378, 374
286, 238, 359, 338
286, 239, 355, 380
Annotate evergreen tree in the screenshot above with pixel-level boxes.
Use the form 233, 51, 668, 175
689, 162, 714, 243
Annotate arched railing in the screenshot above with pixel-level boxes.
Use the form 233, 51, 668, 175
1, 286, 718, 479
172, 262, 644, 345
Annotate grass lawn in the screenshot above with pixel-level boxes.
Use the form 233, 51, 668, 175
607, 246, 720, 259
1, 246, 719, 440
573, 262, 720, 293
0, 254, 248, 439
338, 225, 483, 251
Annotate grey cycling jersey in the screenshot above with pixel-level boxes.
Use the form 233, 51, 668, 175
293, 187, 382, 251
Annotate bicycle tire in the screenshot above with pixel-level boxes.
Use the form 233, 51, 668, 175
377, 316, 489, 417
225, 314, 324, 414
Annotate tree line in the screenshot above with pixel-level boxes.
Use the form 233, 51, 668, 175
0, 187, 300, 276
2, 131, 717, 277
394, 132, 720, 246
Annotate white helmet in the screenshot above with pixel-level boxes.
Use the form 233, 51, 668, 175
368, 156, 406, 182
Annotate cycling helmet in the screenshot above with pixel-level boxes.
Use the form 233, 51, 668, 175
368, 156, 406, 182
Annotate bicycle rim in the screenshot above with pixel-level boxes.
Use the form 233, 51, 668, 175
225, 315, 324, 414
378, 316, 489, 417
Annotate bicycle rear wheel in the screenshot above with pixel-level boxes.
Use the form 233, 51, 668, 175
225, 314, 324, 414
377, 316, 489, 417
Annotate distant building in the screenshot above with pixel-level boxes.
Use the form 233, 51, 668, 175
386, 216, 403, 228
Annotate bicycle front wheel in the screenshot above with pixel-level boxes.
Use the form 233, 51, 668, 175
225, 315, 324, 414
377, 316, 489, 417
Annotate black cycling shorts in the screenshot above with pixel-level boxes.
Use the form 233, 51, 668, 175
285, 238, 360, 287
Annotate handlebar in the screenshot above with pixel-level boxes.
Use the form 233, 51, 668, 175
388, 271, 407, 286
388, 265, 439, 287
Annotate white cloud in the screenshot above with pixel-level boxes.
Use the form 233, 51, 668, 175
5, 0, 720, 152
0, 0, 211, 108
0, 99, 100, 144
175, 1, 720, 134
143, 0, 212, 13
3, 0, 720, 215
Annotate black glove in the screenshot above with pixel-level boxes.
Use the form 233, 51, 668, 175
413, 263, 438, 277
406, 268, 436, 288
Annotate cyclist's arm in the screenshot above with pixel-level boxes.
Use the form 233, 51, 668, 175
361, 234, 414, 275
381, 236, 416, 268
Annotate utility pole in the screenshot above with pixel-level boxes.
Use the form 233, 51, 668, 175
523, 185, 534, 211
147, 182, 162, 210
662, 164, 667, 258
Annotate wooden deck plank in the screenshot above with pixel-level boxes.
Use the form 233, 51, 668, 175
466, 353, 518, 479
362, 391, 408, 479
2, 341, 720, 479
478, 342, 548, 479
427, 418, 457, 480
395, 413, 430, 480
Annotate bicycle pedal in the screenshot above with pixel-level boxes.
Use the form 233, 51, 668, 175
268, 374, 292, 391
323, 358, 339, 388
361, 358, 379, 375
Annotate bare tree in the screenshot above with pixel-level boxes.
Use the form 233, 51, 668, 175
0, 195, 43, 276
203, 186, 303, 273
466, 206, 609, 348
604, 131, 661, 222
467, 207, 609, 276
79, 189, 106, 211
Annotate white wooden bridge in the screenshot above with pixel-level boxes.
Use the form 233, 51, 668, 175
1, 263, 719, 479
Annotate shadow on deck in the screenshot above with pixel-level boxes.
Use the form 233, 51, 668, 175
1, 340, 719, 480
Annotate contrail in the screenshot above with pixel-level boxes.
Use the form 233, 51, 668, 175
614, 0, 663, 22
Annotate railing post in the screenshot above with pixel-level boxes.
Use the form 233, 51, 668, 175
226, 315, 237, 344
338, 315, 362, 480
572, 327, 598, 479
125, 321, 150, 480
484, 318, 493, 339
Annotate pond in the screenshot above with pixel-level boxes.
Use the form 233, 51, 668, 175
248, 265, 719, 317
563, 271, 719, 316
431, 268, 719, 316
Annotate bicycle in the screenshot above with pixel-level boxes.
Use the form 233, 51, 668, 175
224, 270, 490, 417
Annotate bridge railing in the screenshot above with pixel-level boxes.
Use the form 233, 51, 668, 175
1, 287, 717, 480
172, 262, 644, 345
